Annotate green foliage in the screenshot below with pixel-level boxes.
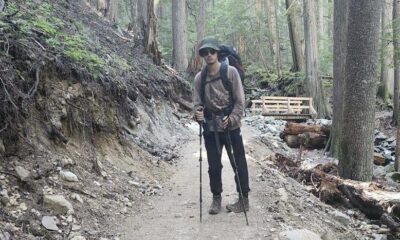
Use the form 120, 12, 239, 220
33, 18, 59, 35
109, 53, 130, 71
4, 2, 18, 13
47, 34, 105, 71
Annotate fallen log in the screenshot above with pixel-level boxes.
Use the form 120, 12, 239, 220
284, 132, 327, 149
282, 122, 330, 136
284, 135, 299, 148
298, 132, 327, 149
274, 153, 400, 231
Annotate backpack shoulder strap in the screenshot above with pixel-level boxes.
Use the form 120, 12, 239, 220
219, 62, 234, 108
200, 66, 208, 104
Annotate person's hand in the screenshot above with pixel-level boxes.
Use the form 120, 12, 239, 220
222, 115, 231, 129
195, 109, 204, 123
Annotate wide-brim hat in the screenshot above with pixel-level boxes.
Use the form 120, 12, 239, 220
199, 37, 220, 52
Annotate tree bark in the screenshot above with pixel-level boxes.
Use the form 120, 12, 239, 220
378, 0, 393, 103
266, 0, 281, 77
0, 0, 5, 12
396, 116, 400, 170
136, 0, 147, 41
145, 0, 161, 65
393, 0, 400, 125
282, 122, 329, 136
128, 0, 137, 32
187, 0, 206, 75
286, 0, 305, 72
172, 0, 188, 72
107, 0, 118, 23
330, 0, 349, 158
303, 0, 329, 118
339, 0, 382, 181
317, 0, 325, 51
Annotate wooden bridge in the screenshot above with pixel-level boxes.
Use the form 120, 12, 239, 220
250, 96, 317, 120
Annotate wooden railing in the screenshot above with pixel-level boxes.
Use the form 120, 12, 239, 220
250, 96, 317, 120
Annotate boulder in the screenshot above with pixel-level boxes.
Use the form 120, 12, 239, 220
15, 166, 30, 181
43, 195, 74, 214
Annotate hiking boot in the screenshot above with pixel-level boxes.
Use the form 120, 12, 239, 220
208, 195, 222, 214
226, 197, 249, 213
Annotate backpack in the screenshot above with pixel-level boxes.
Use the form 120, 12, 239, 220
200, 45, 245, 115
218, 45, 245, 82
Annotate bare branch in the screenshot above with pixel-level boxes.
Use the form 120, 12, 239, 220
30, 37, 46, 51
27, 65, 41, 98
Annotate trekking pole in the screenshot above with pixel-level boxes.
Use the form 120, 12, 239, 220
225, 129, 249, 226
199, 122, 203, 223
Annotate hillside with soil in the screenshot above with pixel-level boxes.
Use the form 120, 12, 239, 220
0, 0, 192, 239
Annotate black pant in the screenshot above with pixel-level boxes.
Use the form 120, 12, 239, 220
203, 127, 250, 197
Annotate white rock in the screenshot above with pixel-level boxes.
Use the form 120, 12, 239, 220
94, 181, 102, 187
18, 202, 28, 211
72, 224, 81, 231
43, 195, 74, 214
61, 156, 75, 167
66, 215, 73, 223
70, 236, 86, 240
41, 216, 59, 231
15, 166, 30, 181
30, 208, 41, 217
128, 181, 140, 187
71, 193, 83, 203
60, 171, 79, 182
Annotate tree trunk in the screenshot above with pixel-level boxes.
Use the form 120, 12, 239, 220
136, 0, 147, 41
128, 0, 137, 32
393, 0, 400, 125
396, 114, 400, 170
0, 0, 4, 12
145, 0, 161, 65
339, 0, 381, 181
378, 0, 393, 102
317, 0, 325, 51
187, 0, 206, 75
172, 0, 188, 72
330, 0, 349, 158
107, 0, 118, 23
266, 0, 281, 77
303, 0, 329, 118
286, 0, 305, 72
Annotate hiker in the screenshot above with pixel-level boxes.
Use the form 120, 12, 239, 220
193, 36, 250, 215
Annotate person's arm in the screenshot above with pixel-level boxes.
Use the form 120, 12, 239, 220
228, 67, 245, 126
192, 73, 204, 121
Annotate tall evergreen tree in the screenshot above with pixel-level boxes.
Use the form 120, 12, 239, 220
172, 0, 188, 71
339, 0, 381, 181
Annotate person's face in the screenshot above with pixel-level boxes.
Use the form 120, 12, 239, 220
199, 48, 218, 64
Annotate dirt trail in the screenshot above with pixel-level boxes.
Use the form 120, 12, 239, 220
118, 123, 360, 240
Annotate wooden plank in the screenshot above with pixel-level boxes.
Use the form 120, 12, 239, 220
250, 96, 315, 118
262, 96, 312, 101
